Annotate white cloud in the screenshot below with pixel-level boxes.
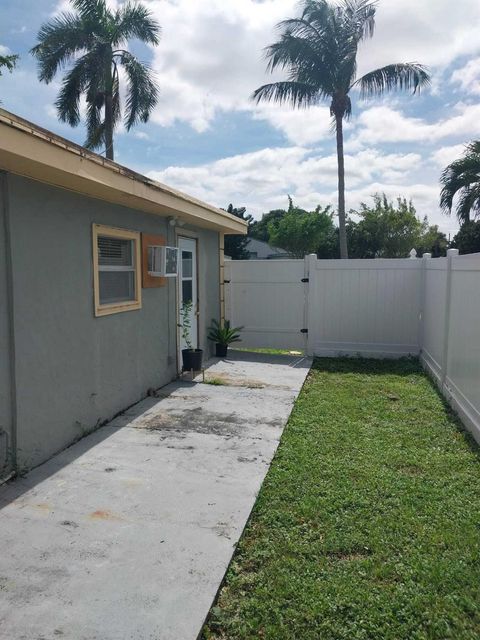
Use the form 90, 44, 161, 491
0, 45, 11, 56
355, 0, 480, 75
451, 57, 480, 96
138, 0, 480, 139
55, 0, 119, 12
134, 131, 150, 140
431, 144, 467, 168
147, 144, 459, 235
148, 144, 435, 220
253, 104, 334, 146
144, 0, 295, 131
354, 103, 480, 145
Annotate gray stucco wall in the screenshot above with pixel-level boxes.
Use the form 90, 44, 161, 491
0, 174, 13, 476
7, 174, 220, 470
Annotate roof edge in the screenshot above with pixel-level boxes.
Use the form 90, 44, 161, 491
0, 109, 247, 235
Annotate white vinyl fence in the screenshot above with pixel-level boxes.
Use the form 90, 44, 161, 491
224, 259, 308, 351
421, 251, 480, 442
225, 250, 480, 442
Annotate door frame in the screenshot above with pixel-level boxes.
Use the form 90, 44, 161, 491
176, 233, 199, 372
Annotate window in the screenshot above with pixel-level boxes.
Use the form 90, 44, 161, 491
92, 224, 142, 316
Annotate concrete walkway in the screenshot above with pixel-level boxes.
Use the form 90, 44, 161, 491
0, 352, 311, 640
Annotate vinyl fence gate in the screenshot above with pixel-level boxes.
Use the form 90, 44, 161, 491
224, 254, 422, 358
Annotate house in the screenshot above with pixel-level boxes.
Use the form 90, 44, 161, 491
239, 237, 290, 260
0, 109, 246, 474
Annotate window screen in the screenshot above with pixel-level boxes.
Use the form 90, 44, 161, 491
98, 235, 136, 305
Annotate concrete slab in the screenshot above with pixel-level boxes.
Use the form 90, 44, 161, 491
0, 352, 311, 640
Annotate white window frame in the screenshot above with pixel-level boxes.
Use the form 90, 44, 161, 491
92, 224, 142, 317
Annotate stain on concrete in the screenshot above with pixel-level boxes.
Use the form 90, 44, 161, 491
89, 510, 123, 522
136, 407, 247, 438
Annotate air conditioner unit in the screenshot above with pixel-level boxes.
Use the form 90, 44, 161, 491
148, 245, 179, 277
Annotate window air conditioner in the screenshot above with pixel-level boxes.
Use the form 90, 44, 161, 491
148, 245, 179, 277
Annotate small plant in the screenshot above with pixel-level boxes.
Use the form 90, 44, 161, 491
180, 300, 193, 350
208, 319, 243, 358
208, 319, 243, 346
180, 300, 203, 372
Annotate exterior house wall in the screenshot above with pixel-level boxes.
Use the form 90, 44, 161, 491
7, 174, 220, 470
0, 174, 14, 476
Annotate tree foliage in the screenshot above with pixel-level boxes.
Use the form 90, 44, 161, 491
347, 194, 447, 258
223, 204, 254, 260
252, 0, 430, 258
250, 209, 287, 243
440, 141, 480, 224
0, 54, 19, 103
0, 54, 19, 76
31, 0, 160, 160
267, 199, 336, 258
452, 221, 480, 255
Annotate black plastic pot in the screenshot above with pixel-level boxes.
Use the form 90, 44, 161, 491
215, 343, 228, 358
182, 348, 203, 372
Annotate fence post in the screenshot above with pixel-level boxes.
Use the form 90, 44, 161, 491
304, 254, 317, 356
441, 248, 459, 390
419, 253, 431, 353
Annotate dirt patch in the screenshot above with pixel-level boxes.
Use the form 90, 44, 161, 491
203, 373, 266, 389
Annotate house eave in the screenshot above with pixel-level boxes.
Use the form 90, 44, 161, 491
0, 109, 247, 235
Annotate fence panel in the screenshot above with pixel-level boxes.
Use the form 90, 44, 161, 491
307, 258, 423, 357
421, 258, 447, 381
224, 259, 307, 351
444, 253, 480, 440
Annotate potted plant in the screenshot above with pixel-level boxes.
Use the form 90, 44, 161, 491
180, 301, 203, 372
208, 319, 243, 358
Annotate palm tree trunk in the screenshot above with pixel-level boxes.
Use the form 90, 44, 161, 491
105, 92, 114, 161
335, 113, 348, 259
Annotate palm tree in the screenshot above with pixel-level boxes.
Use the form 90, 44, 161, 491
0, 54, 19, 103
252, 0, 430, 258
0, 54, 19, 75
31, 0, 160, 161
440, 142, 480, 224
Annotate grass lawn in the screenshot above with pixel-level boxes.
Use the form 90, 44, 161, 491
231, 348, 304, 356
203, 358, 480, 640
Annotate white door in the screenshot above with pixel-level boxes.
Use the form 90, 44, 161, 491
178, 237, 198, 357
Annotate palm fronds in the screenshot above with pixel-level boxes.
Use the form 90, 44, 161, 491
440, 142, 480, 223
31, 0, 160, 159
119, 51, 159, 129
354, 63, 430, 97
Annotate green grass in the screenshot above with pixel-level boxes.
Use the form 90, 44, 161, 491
204, 377, 227, 386
231, 347, 304, 356
203, 358, 480, 640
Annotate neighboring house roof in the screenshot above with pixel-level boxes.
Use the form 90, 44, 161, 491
245, 237, 290, 259
0, 109, 246, 235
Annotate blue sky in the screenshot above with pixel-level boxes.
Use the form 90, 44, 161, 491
1, 0, 480, 237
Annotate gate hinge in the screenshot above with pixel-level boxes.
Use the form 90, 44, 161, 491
300, 328, 308, 334
223, 279, 231, 284
301, 277, 309, 283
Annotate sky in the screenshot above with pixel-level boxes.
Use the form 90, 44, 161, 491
1, 0, 480, 237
